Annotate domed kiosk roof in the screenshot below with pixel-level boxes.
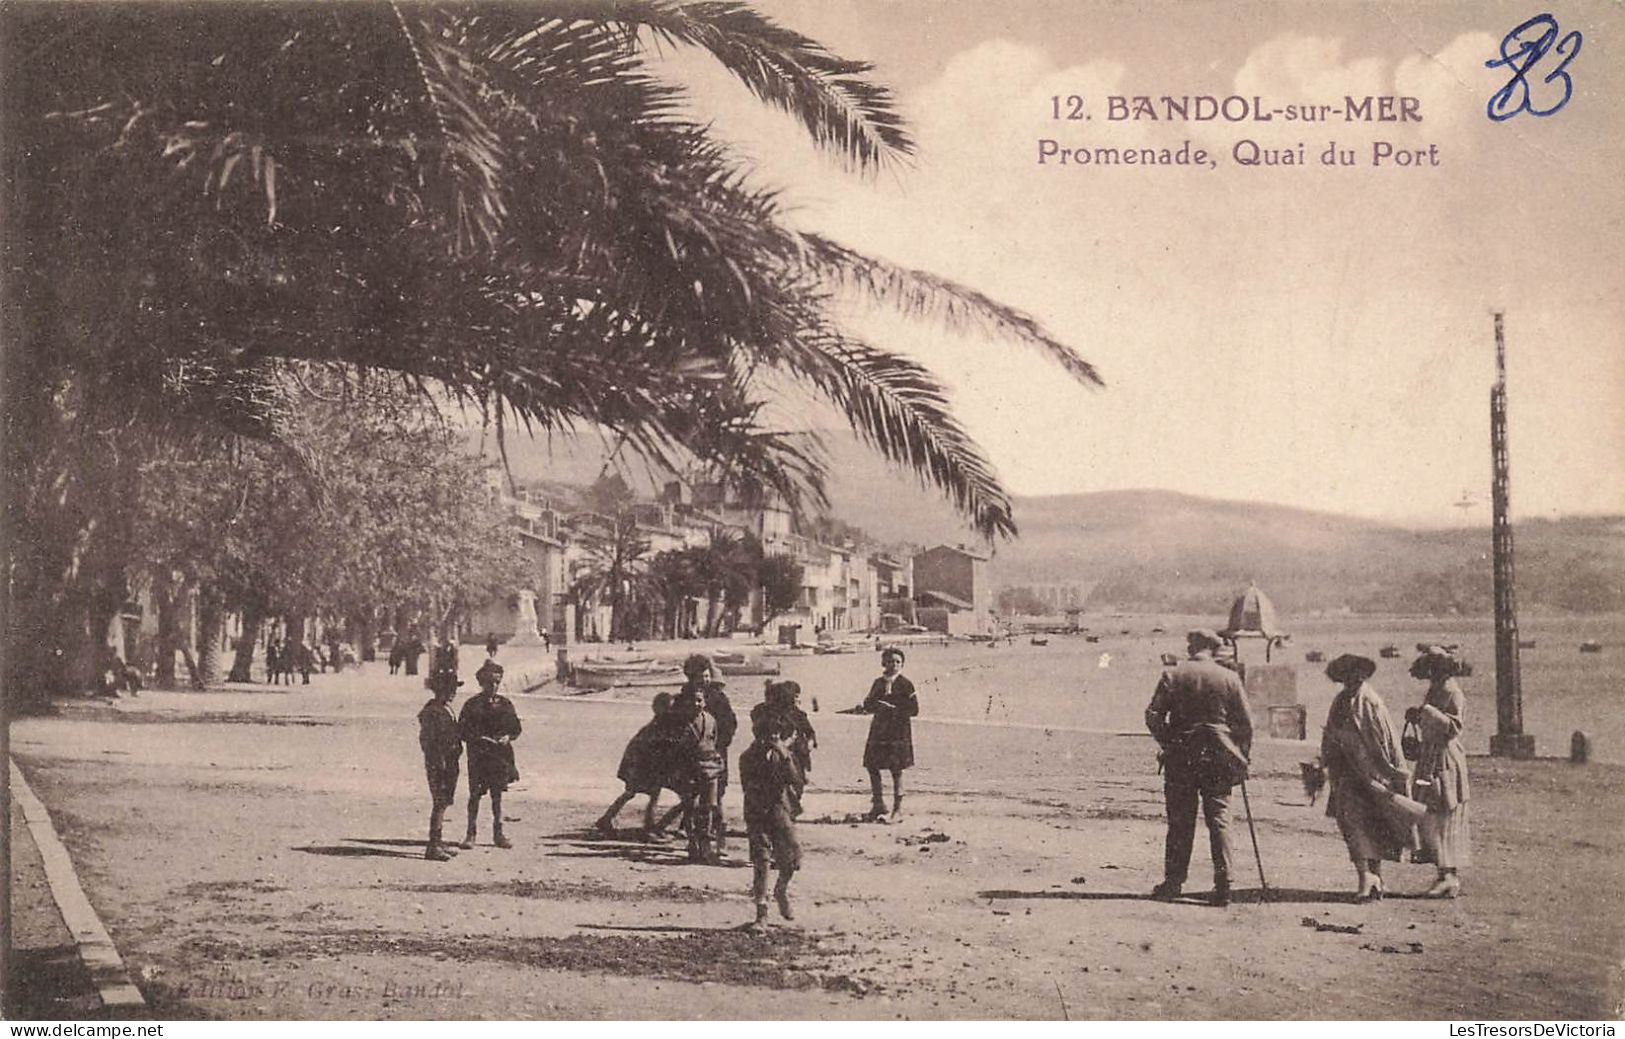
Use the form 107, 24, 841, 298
1221, 582, 1282, 640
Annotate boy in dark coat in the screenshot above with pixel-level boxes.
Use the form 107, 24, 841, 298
593, 692, 679, 837
751, 680, 816, 816
853, 647, 917, 823
672, 672, 727, 864
418, 667, 464, 861
739, 711, 805, 927
678, 654, 736, 853
459, 660, 523, 849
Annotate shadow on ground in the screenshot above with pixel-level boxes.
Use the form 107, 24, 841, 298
979, 886, 1358, 905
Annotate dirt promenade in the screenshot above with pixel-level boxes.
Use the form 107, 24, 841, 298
8, 665, 1624, 1020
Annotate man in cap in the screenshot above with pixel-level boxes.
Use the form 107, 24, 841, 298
1145, 629, 1254, 906
418, 666, 464, 861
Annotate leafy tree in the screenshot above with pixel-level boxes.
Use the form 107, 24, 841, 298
3, 3, 1098, 702
759, 554, 804, 626
132, 382, 524, 685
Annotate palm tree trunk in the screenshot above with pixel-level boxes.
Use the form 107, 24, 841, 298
195, 586, 225, 688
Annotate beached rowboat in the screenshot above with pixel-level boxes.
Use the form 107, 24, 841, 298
571, 662, 682, 691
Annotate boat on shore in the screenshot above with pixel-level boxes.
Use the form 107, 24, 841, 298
763, 645, 815, 658
570, 661, 682, 691
718, 659, 781, 676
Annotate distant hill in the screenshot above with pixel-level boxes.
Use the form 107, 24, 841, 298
475, 428, 1625, 615
977, 490, 1625, 615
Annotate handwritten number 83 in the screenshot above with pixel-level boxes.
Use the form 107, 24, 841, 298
1486, 13, 1582, 121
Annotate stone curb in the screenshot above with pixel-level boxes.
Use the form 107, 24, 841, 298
8, 760, 146, 1010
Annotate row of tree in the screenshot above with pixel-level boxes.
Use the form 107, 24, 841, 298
128, 378, 524, 688
568, 517, 803, 642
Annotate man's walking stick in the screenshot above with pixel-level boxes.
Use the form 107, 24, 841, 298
1239, 778, 1269, 902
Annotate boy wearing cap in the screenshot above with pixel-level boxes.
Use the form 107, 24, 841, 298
418, 668, 464, 861
1144, 629, 1253, 906
751, 680, 816, 816
738, 710, 805, 927
459, 659, 523, 849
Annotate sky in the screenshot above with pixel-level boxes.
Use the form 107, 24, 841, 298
634, 0, 1625, 527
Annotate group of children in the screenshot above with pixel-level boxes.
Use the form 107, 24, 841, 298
416, 646, 917, 928
416, 656, 524, 861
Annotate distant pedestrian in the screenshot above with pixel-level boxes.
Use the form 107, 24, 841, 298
739, 711, 805, 928
277, 638, 297, 685
1145, 629, 1253, 907
1408, 646, 1471, 898
388, 638, 404, 676
485, 632, 499, 659
1320, 654, 1414, 902
404, 635, 425, 676
297, 639, 314, 685
853, 647, 916, 823
418, 666, 464, 861
593, 692, 679, 837
459, 660, 522, 849
266, 639, 283, 685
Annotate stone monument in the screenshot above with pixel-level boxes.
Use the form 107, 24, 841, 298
507, 589, 548, 647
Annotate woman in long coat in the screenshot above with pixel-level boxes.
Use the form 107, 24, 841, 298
856, 646, 917, 823
1320, 653, 1415, 902
1409, 646, 1471, 898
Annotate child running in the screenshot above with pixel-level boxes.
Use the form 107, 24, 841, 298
738, 710, 805, 928
593, 692, 679, 838
750, 680, 816, 816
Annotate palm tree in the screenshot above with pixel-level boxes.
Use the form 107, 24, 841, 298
647, 547, 705, 639
4, 3, 1100, 698
566, 512, 652, 642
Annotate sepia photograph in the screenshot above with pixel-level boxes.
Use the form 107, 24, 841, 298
2, 0, 1622, 1024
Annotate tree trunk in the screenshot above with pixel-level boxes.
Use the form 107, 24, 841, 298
358, 612, 377, 662
154, 575, 184, 689
195, 587, 225, 688
227, 601, 266, 683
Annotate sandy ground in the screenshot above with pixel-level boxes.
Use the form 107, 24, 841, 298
8, 660, 1625, 1021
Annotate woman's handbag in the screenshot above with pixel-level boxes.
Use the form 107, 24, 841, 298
1400, 716, 1423, 762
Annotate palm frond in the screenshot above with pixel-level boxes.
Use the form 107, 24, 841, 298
471, 0, 913, 171
799, 234, 1103, 388
768, 333, 1016, 540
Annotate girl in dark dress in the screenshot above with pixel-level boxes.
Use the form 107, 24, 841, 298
855, 647, 917, 823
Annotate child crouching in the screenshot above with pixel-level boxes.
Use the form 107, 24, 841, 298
738, 711, 805, 928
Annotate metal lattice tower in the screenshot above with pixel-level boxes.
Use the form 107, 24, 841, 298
1490, 312, 1534, 757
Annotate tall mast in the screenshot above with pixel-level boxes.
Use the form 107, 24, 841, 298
1489, 311, 1534, 758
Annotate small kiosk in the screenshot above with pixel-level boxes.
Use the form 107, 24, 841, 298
1220, 582, 1305, 740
